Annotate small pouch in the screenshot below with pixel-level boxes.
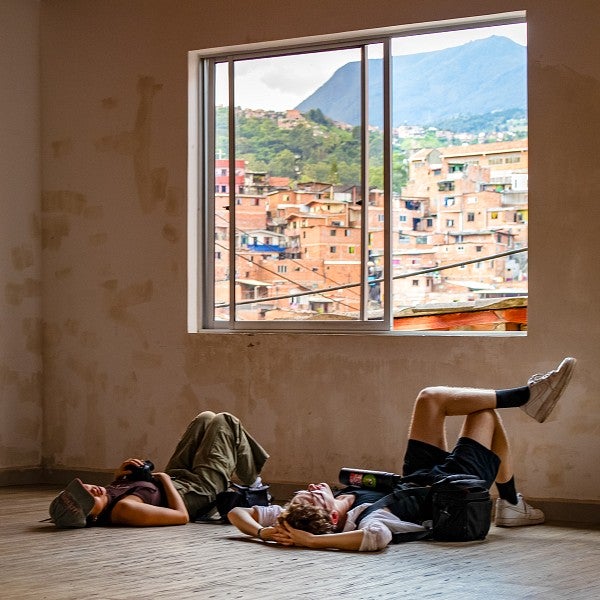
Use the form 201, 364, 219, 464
216, 482, 271, 523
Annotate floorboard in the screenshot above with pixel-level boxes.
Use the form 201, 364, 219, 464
1, 486, 598, 600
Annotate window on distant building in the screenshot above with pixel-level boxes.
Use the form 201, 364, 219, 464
188, 13, 528, 332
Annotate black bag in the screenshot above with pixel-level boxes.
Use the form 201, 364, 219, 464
355, 473, 492, 543
427, 474, 492, 542
215, 482, 271, 523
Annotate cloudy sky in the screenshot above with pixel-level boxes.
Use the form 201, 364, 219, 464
216, 22, 526, 111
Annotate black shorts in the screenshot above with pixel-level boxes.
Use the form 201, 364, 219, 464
402, 437, 500, 488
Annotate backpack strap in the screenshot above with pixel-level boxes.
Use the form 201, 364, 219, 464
354, 485, 433, 543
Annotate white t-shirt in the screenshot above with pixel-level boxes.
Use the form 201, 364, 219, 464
253, 503, 427, 552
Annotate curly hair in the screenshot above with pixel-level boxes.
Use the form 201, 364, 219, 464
278, 502, 335, 535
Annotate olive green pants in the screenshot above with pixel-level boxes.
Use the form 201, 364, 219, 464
165, 411, 269, 520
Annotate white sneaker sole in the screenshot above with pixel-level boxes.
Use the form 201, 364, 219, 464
495, 515, 545, 527
525, 357, 576, 423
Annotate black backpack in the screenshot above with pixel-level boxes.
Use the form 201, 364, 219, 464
355, 474, 492, 543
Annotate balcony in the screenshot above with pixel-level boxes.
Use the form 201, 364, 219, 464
246, 243, 288, 253
501, 191, 528, 206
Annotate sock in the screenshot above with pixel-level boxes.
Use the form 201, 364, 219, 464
495, 386, 530, 409
496, 477, 518, 505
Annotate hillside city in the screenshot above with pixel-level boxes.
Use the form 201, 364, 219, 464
212, 114, 528, 329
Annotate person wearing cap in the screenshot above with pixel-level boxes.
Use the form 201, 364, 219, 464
229, 357, 576, 551
48, 411, 269, 528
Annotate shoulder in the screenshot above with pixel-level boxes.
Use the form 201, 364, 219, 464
254, 504, 283, 525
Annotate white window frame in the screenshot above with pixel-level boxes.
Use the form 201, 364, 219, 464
187, 11, 526, 333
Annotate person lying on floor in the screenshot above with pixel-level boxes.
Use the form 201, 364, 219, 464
229, 357, 576, 551
47, 411, 268, 527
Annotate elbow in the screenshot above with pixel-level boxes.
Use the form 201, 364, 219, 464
227, 507, 242, 524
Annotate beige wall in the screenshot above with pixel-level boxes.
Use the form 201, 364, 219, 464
1, 0, 598, 504
0, 0, 42, 471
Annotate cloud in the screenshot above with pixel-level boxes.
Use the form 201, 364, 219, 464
233, 50, 358, 111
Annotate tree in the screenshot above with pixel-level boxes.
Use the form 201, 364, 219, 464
268, 149, 298, 179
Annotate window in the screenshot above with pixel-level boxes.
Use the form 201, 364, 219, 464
439, 181, 455, 192
189, 13, 528, 332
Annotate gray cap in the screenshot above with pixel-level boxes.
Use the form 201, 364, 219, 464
48, 478, 95, 528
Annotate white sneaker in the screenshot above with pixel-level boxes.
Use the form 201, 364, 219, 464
495, 494, 545, 527
523, 357, 576, 423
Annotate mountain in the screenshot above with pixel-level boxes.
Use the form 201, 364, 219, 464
295, 36, 527, 128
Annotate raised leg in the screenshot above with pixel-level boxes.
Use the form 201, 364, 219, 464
407, 386, 496, 450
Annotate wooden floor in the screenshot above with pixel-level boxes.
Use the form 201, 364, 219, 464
2, 486, 599, 600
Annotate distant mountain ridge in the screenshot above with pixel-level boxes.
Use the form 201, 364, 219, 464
295, 36, 527, 128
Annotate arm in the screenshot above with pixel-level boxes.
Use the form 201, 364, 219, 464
279, 521, 366, 551
228, 506, 286, 543
228, 506, 367, 550
110, 473, 189, 526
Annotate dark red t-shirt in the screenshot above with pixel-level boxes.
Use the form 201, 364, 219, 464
94, 479, 165, 526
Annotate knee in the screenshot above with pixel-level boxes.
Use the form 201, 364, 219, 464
194, 411, 216, 424
415, 386, 447, 410
211, 412, 240, 428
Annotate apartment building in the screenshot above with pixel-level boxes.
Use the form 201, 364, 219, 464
212, 138, 528, 315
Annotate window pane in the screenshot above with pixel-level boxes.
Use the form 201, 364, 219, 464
391, 23, 528, 331
367, 44, 384, 320
225, 49, 367, 323
213, 62, 230, 322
